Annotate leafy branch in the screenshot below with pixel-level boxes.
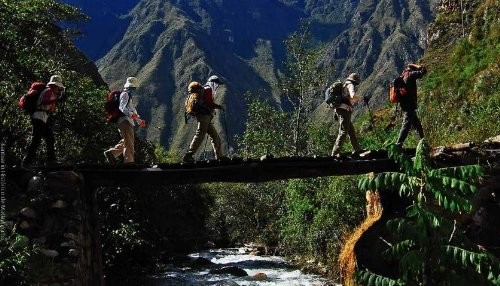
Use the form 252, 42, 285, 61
356, 139, 497, 285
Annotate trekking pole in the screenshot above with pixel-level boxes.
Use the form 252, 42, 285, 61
57, 93, 66, 154
200, 134, 209, 161
364, 99, 385, 144
364, 100, 375, 128
222, 108, 229, 155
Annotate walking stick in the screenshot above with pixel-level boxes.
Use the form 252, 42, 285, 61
364, 99, 385, 144
200, 134, 209, 161
222, 109, 229, 155
364, 100, 375, 129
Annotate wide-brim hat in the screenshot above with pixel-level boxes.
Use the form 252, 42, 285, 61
124, 77, 139, 88
208, 75, 223, 85
346, 73, 360, 84
47, 75, 64, 88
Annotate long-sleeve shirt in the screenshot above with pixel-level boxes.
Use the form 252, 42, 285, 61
400, 67, 427, 111
117, 90, 139, 126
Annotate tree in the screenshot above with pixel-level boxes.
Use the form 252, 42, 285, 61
280, 21, 330, 155
236, 93, 294, 157
357, 139, 500, 285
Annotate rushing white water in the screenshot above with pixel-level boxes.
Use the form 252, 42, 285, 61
158, 248, 338, 286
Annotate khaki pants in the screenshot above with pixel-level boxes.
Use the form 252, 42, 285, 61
188, 113, 223, 159
331, 108, 361, 156
107, 120, 135, 163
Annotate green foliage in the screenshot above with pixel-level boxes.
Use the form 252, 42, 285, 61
0, 0, 156, 166
279, 176, 365, 264
356, 139, 499, 285
0, 234, 33, 285
280, 21, 330, 155
419, 0, 500, 146
235, 94, 294, 157
306, 121, 335, 155
357, 270, 402, 286
99, 184, 212, 280
205, 182, 285, 245
153, 144, 179, 163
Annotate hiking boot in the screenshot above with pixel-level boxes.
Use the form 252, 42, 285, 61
104, 150, 115, 164
182, 152, 194, 163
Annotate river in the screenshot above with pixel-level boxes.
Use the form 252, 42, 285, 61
148, 248, 338, 285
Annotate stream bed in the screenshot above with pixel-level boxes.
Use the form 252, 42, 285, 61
150, 248, 338, 285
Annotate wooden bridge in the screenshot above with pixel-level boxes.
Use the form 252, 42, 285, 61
39, 140, 500, 187
6, 140, 500, 286
78, 150, 401, 187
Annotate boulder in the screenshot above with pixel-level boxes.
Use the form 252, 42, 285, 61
209, 266, 248, 277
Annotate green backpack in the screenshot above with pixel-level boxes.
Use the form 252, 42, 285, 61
324, 80, 344, 107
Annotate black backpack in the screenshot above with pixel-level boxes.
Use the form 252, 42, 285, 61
324, 80, 344, 107
19, 82, 46, 114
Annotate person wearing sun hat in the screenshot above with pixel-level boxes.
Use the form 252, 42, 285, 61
182, 75, 227, 163
22, 75, 66, 168
104, 76, 147, 164
330, 72, 367, 158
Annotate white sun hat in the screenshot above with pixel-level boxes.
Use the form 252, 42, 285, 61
124, 77, 139, 88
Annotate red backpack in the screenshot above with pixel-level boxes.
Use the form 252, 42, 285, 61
19, 82, 46, 114
104, 90, 126, 122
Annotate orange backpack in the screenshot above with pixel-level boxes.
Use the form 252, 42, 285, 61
185, 81, 206, 116
389, 71, 408, 103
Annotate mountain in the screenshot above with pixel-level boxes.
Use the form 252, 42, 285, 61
66, 0, 439, 154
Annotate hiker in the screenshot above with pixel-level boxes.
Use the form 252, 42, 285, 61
104, 77, 146, 164
330, 73, 369, 158
182, 75, 226, 163
22, 75, 66, 168
395, 63, 427, 147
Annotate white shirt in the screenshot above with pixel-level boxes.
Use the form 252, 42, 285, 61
337, 81, 363, 112
117, 90, 140, 126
